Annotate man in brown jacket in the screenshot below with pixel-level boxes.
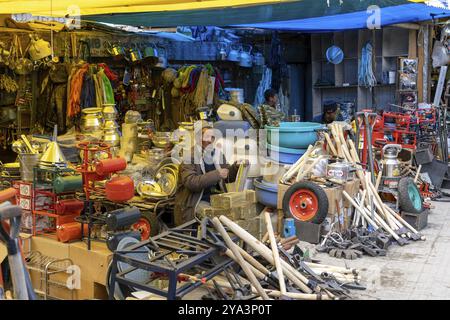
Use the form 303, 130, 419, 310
174, 124, 239, 226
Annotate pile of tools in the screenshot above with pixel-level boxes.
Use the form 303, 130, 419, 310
205, 213, 364, 300
318, 227, 392, 260
113, 215, 364, 300
324, 122, 425, 245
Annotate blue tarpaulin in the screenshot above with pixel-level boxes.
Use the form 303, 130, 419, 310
235, 3, 450, 32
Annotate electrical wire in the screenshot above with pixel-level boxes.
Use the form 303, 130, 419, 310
358, 42, 377, 88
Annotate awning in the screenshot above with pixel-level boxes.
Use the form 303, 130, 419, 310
0, 0, 448, 29
235, 3, 450, 32
83, 0, 447, 27
0, 0, 293, 16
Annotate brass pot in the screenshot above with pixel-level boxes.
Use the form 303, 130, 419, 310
103, 129, 121, 147
103, 119, 119, 130
102, 104, 118, 120
81, 108, 103, 133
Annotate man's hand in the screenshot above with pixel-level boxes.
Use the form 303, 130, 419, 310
234, 159, 250, 166
218, 168, 229, 179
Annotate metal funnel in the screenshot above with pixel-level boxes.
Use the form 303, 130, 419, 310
39, 125, 67, 168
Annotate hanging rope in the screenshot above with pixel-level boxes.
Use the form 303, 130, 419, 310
359, 42, 377, 88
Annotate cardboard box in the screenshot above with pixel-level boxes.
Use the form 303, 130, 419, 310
236, 216, 261, 238
239, 203, 258, 220
211, 192, 248, 209
342, 178, 361, 208
245, 190, 257, 204
22, 235, 112, 300
198, 206, 227, 218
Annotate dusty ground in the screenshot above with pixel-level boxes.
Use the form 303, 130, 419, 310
308, 200, 450, 300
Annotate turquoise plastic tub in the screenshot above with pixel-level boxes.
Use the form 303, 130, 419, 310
267, 144, 306, 164
267, 122, 323, 149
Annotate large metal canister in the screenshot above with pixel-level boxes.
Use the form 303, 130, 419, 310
106, 231, 141, 251
57, 222, 88, 243
105, 206, 141, 231
55, 199, 84, 215
326, 162, 351, 183
53, 175, 83, 193
382, 144, 402, 179
19, 153, 40, 181
105, 176, 134, 202
95, 157, 127, 176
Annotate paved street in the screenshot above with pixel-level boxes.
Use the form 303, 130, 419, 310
311, 200, 450, 300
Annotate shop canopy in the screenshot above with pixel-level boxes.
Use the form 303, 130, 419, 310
235, 3, 450, 32
0, 0, 449, 29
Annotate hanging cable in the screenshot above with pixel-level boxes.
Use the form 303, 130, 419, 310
359, 42, 377, 88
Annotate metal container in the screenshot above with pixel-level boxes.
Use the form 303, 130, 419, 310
53, 175, 83, 193
81, 108, 103, 133
382, 144, 402, 181
228, 44, 241, 62
326, 162, 352, 183
19, 153, 40, 181
96, 158, 127, 176
253, 52, 265, 66
103, 129, 121, 147
239, 44, 253, 68
155, 46, 168, 68
225, 88, 244, 104
103, 119, 120, 130
102, 104, 118, 120
57, 222, 88, 243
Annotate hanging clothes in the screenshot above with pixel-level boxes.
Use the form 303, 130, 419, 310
98, 63, 119, 82
99, 69, 115, 104
80, 73, 96, 109
254, 66, 272, 107
67, 63, 89, 120
92, 72, 103, 108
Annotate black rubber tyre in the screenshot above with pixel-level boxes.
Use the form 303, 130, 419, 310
282, 181, 329, 224
398, 177, 423, 213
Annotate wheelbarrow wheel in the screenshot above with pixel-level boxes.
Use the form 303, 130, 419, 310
283, 181, 328, 224
398, 177, 423, 213
131, 212, 159, 240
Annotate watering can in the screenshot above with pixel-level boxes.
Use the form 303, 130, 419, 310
126, 45, 143, 63
143, 43, 159, 59
228, 44, 241, 62
106, 42, 126, 59
239, 44, 253, 68
218, 42, 228, 61
253, 51, 265, 66
155, 45, 167, 68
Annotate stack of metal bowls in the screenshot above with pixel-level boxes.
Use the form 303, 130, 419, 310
102, 104, 121, 154
81, 108, 104, 139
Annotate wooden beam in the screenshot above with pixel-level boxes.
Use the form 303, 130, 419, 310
418, 26, 424, 102
392, 23, 420, 30
408, 30, 417, 59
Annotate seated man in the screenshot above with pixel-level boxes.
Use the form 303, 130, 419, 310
312, 101, 344, 124
174, 123, 239, 226
258, 88, 285, 127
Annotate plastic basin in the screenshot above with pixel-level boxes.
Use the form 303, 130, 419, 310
254, 178, 278, 208
266, 122, 323, 149
267, 144, 306, 164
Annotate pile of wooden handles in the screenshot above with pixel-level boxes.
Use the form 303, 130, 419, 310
281, 123, 356, 185
210, 212, 361, 300
321, 123, 426, 243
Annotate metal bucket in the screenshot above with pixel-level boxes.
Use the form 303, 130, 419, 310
19, 153, 40, 181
